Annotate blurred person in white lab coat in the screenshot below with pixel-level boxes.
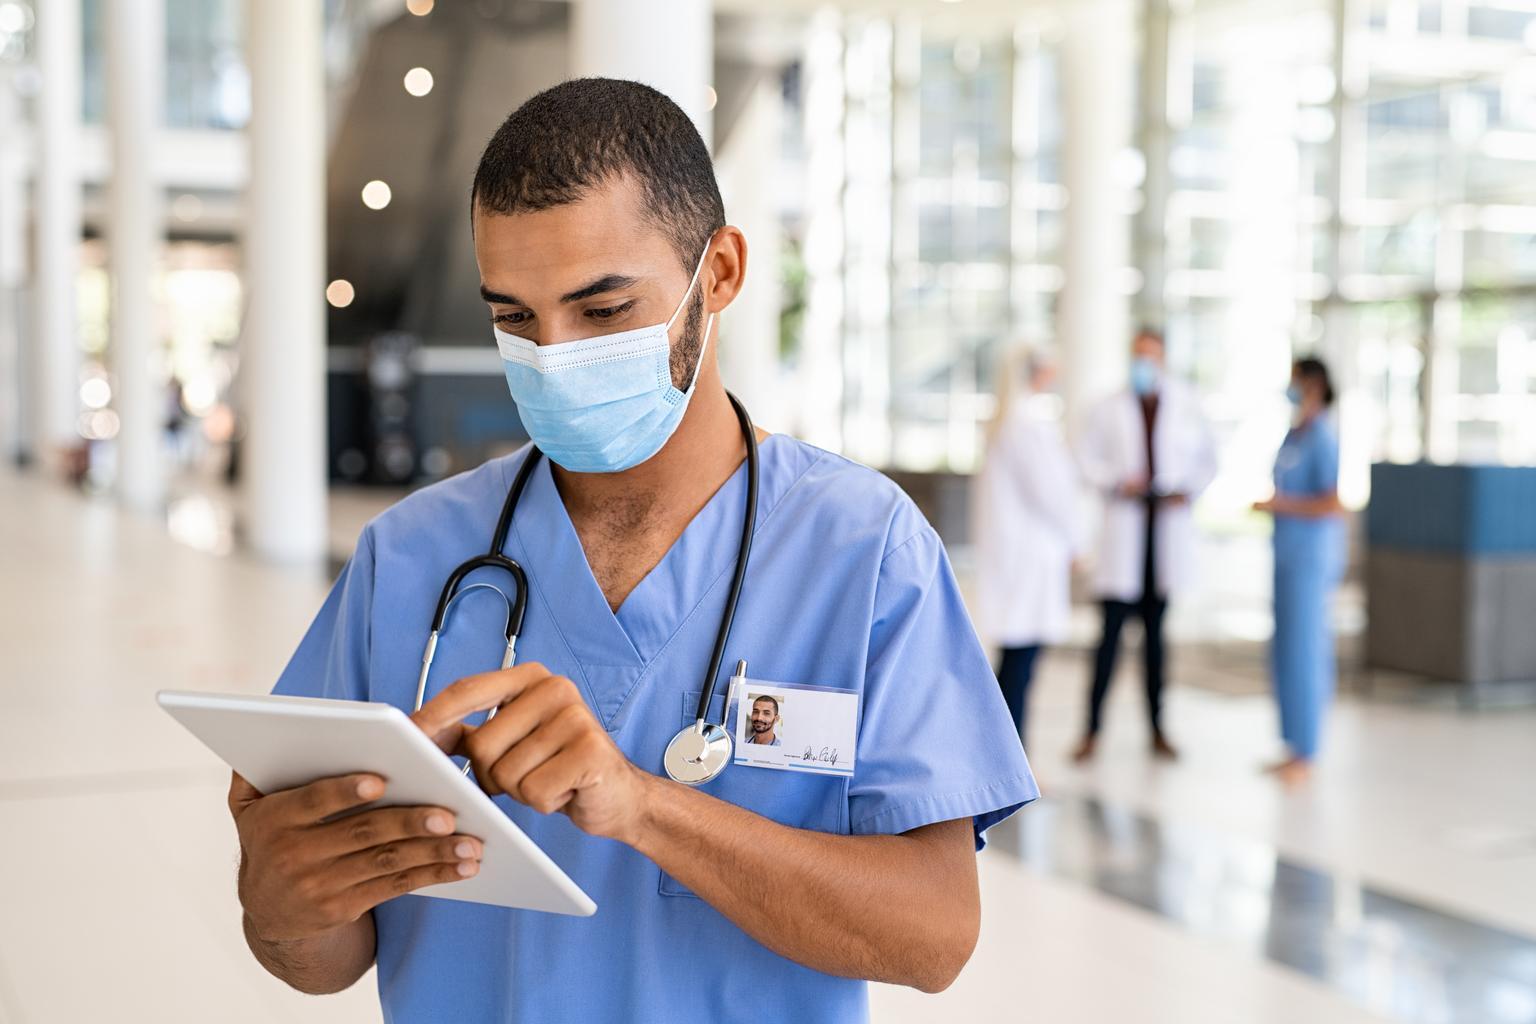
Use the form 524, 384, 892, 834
1071, 328, 1216, 762
973, 348, 1081, 747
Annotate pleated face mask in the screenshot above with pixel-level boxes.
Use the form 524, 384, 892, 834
493, 246, 714, 473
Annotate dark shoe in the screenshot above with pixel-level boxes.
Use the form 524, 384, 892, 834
1151, 733, 1179, 760
1071, 735, 1097, 763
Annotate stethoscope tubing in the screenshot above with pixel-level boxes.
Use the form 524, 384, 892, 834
414, 392, 758, 744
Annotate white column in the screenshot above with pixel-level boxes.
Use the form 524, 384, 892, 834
32, 0, 84, 470
1134, 0, 1172, 327
1058, 0, 1134, 435
244, 0, 327, 563
571, 0, 713, 149
713, 72, 784, 429
1222, 25, 1301, 401
108, 0, 166, 512
0, 71, 24, 464
796, 10, 847, 450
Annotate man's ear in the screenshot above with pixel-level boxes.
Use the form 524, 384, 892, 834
704, 226, 748, 314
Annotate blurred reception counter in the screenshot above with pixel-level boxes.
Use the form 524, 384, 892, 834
1365, 463, 1536, 695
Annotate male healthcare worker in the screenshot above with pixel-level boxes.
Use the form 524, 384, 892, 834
1072, 328, 1216, 762
746, 695, 782, 746
225, 79, 1037, 1023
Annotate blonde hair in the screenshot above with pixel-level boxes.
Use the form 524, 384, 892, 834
985, 344, 1051, 448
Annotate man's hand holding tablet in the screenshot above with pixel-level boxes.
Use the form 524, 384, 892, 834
230, 771, 483, 941
228, 770, 484, 993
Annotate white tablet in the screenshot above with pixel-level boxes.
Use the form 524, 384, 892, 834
158, 690, 596, 917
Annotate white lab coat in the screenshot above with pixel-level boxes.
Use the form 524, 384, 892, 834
1076, 381, 1217, 602
973, 399, 1082, 648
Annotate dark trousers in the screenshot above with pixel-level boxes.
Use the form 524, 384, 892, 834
1085, 597, 1167, 736
996, 644, 1041, 744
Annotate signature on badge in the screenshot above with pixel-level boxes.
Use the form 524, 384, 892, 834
800, 746, 840, 766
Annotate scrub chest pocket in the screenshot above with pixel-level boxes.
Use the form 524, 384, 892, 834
658, 690, 852, 898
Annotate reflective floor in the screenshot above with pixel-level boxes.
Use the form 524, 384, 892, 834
996, 797, 1536, 1024
3, 467, 1534, 1023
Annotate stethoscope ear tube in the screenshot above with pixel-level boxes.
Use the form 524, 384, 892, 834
431, 555, 528, 641
414, 448, 546, 714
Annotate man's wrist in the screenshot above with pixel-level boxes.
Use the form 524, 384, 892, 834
617, 765, 669, 851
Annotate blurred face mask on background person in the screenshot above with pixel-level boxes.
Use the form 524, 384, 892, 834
494, 246, 715, 473
1129, 356, 1162, 397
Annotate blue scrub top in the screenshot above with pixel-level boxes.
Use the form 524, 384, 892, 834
1273, 418, 1344, 571
273, 435, 1038, 1024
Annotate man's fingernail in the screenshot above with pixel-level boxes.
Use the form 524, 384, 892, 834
455, 840, 476, 858
357, 778, 382, 798
426, 814, 451, 834
457, 861, 479, 877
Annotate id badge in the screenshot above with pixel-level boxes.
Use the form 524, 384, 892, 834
730, 678, 859, 777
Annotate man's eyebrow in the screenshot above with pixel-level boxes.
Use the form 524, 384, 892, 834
480, 284, 521, 305
480, 275, 642, 307
559, 274, 640, 304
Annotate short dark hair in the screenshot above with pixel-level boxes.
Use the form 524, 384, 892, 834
470, 78, 725, 271
752, 695, 779, 715
1293, 356, 1336, 407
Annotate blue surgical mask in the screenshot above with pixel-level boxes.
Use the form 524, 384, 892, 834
1285, 384, 1304, 407
494, 247, 715, 473
1129, 356, 1161, 396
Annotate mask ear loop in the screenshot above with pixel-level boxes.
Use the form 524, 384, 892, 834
666, 244, 717, 396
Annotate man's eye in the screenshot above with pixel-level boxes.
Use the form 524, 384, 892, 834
491, 311, 531, 327
587, 301, 636, 321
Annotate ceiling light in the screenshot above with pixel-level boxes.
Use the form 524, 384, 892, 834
403, 66, 434, 97
361, 180, 392, 210
326, 279, 356, 308
0, 3, 28, 34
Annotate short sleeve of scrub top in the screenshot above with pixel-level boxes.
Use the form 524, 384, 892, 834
1308, 424, 1340, 495
273, 527, 374, 702
851, 523, 1039, 847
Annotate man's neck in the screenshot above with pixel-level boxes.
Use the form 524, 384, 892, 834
547, 357, 758, 611
550, 365, 745, 526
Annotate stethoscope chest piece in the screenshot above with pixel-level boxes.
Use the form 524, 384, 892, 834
663, 721, 733, 785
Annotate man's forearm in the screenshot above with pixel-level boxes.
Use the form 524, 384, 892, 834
242, 912, 376, 995
626, 773, 979, 993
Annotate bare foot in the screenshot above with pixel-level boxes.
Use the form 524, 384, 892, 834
1151, 733, 1179, 761
1264, 756, 1312, 786
1071, 735, 1097, 763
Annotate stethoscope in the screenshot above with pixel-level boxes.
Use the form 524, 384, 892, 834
412, 392, 758, 787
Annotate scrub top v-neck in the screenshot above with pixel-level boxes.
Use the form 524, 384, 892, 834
273, 434, 1038, 1024
506, 446, 755, 730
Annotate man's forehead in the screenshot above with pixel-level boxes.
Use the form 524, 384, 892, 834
472, 192, 675, 292
475, 230, 674, 307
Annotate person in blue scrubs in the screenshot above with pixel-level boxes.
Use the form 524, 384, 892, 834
226, 79, 1037, 1023
1253, 357, 1345, 786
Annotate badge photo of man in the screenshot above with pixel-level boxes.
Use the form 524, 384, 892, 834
746, 694, 783, 746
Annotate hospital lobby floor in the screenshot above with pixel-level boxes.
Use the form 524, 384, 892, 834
3, 468, 1534, 1024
